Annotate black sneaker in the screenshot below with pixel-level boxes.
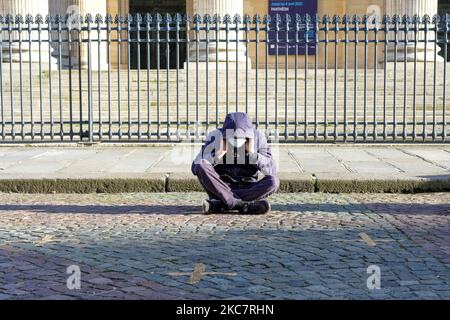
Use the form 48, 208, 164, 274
238, 199, 271, 215
202, 199, 227, 214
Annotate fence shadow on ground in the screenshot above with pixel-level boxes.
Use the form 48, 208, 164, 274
0, 204, 201, 215
0, 202, 448, 216
271, 203, 449, 216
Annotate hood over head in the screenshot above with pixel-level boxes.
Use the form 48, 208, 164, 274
222, 112, 254, 140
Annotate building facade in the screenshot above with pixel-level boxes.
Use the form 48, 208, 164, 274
0, 0, 447, 69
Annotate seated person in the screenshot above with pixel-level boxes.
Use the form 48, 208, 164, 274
192, 112, 279, 215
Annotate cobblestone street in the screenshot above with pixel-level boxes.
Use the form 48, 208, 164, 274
0, 192, 449, 300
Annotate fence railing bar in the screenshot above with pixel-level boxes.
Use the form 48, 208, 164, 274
333, 15, 339, 142
343, 15, 348, 142
324, 16, 329, 141
235, 15, 239, 114
205, 14, 210, 135
18, 16, 24, 140
2, 19, 444, 33
116, 15, 122, 139
106, 14, 112, 140
284, 15, 289, 142
0, 21, 3, 140
67, 16, 73, 140
353, 15, 359, 142
432, 15, 438, 141
214, 14, 219, 131
146, 14, 151, 140
2, 34, 444, 45
136, 14, 141, 140
165, 14, 170, 139
314, 15, 318, 142
194, 14, 199, 139
48, 16, 54, 140
363, 16, 368, 141
57, 15, 63, 140
383, 16, 388, 141
175, 14, 180, 140
294, 15, 299, 141
275, 15, 279, 138
245, 15, 249, 115
87, 15, 93, 143
402, 16, 408, 141
38, 17, 44, 140
97, 15, 103, 140
304, 15, 309, 142
77, 18, 83, 140
412, 15, 418, 141
126, 15, 131, 140
373, 16, 378, 141
264, 15, 269, 134
225, 15, 229, 117
9, 18, 16, 139
185, 15, 189, 140
423, 16, 428, 141
393, 15, 399, 141
443, 15, 448, 142
255, 15, 259, 130
156, 14, 161, 140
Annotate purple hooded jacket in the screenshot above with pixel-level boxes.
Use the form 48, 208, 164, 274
192, 112, 278, 184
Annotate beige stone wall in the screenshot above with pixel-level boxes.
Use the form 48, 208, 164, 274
186, 0, 193, 17
107, 0, 129, 67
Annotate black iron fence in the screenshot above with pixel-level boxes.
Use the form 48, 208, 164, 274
0, 13, 449, 143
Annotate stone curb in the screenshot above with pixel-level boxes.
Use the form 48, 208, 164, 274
315, 178, 450, 193
0, 176, 449, 193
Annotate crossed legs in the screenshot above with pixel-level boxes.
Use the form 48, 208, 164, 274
192, 159, 279, 209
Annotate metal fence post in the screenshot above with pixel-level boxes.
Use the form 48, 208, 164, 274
422, 14, 430, 141
353, 15, 360, 141
86, 14, 93, 143
0, 15, 4, 141
96, 14, 103, 141
443, 14, 449, 141
56, 14, 63, 140
16, 14, 24, 140
373, 14, 379, 141
7, 14, 15, 140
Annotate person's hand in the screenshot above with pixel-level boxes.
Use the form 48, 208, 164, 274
216, 138, 227, 159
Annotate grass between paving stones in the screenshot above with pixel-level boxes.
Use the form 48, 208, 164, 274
0, 177, 448, 194
315, 179, 450, 193
0, 178, 165, 193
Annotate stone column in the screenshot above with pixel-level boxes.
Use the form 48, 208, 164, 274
186, 0, 249, 67
49, 0, 108, 70
0, 0, 56, 66
385, 0, 443, 61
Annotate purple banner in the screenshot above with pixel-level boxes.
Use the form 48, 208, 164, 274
268, 0, 317, 55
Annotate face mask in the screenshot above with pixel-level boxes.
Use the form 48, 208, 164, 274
228, 138, 246, 148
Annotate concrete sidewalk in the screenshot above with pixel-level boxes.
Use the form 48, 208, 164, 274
0, 144, 449, 193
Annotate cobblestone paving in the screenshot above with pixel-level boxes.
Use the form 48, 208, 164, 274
0, 192, 449, 300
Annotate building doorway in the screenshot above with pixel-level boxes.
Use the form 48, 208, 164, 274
129, 0, 187, 69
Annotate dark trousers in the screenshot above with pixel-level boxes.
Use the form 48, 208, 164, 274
192, 159, 280, 209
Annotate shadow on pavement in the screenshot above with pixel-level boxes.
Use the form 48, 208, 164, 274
0, 202, 448, 216
0, 204, 202, 215
271, 203, 449, 216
